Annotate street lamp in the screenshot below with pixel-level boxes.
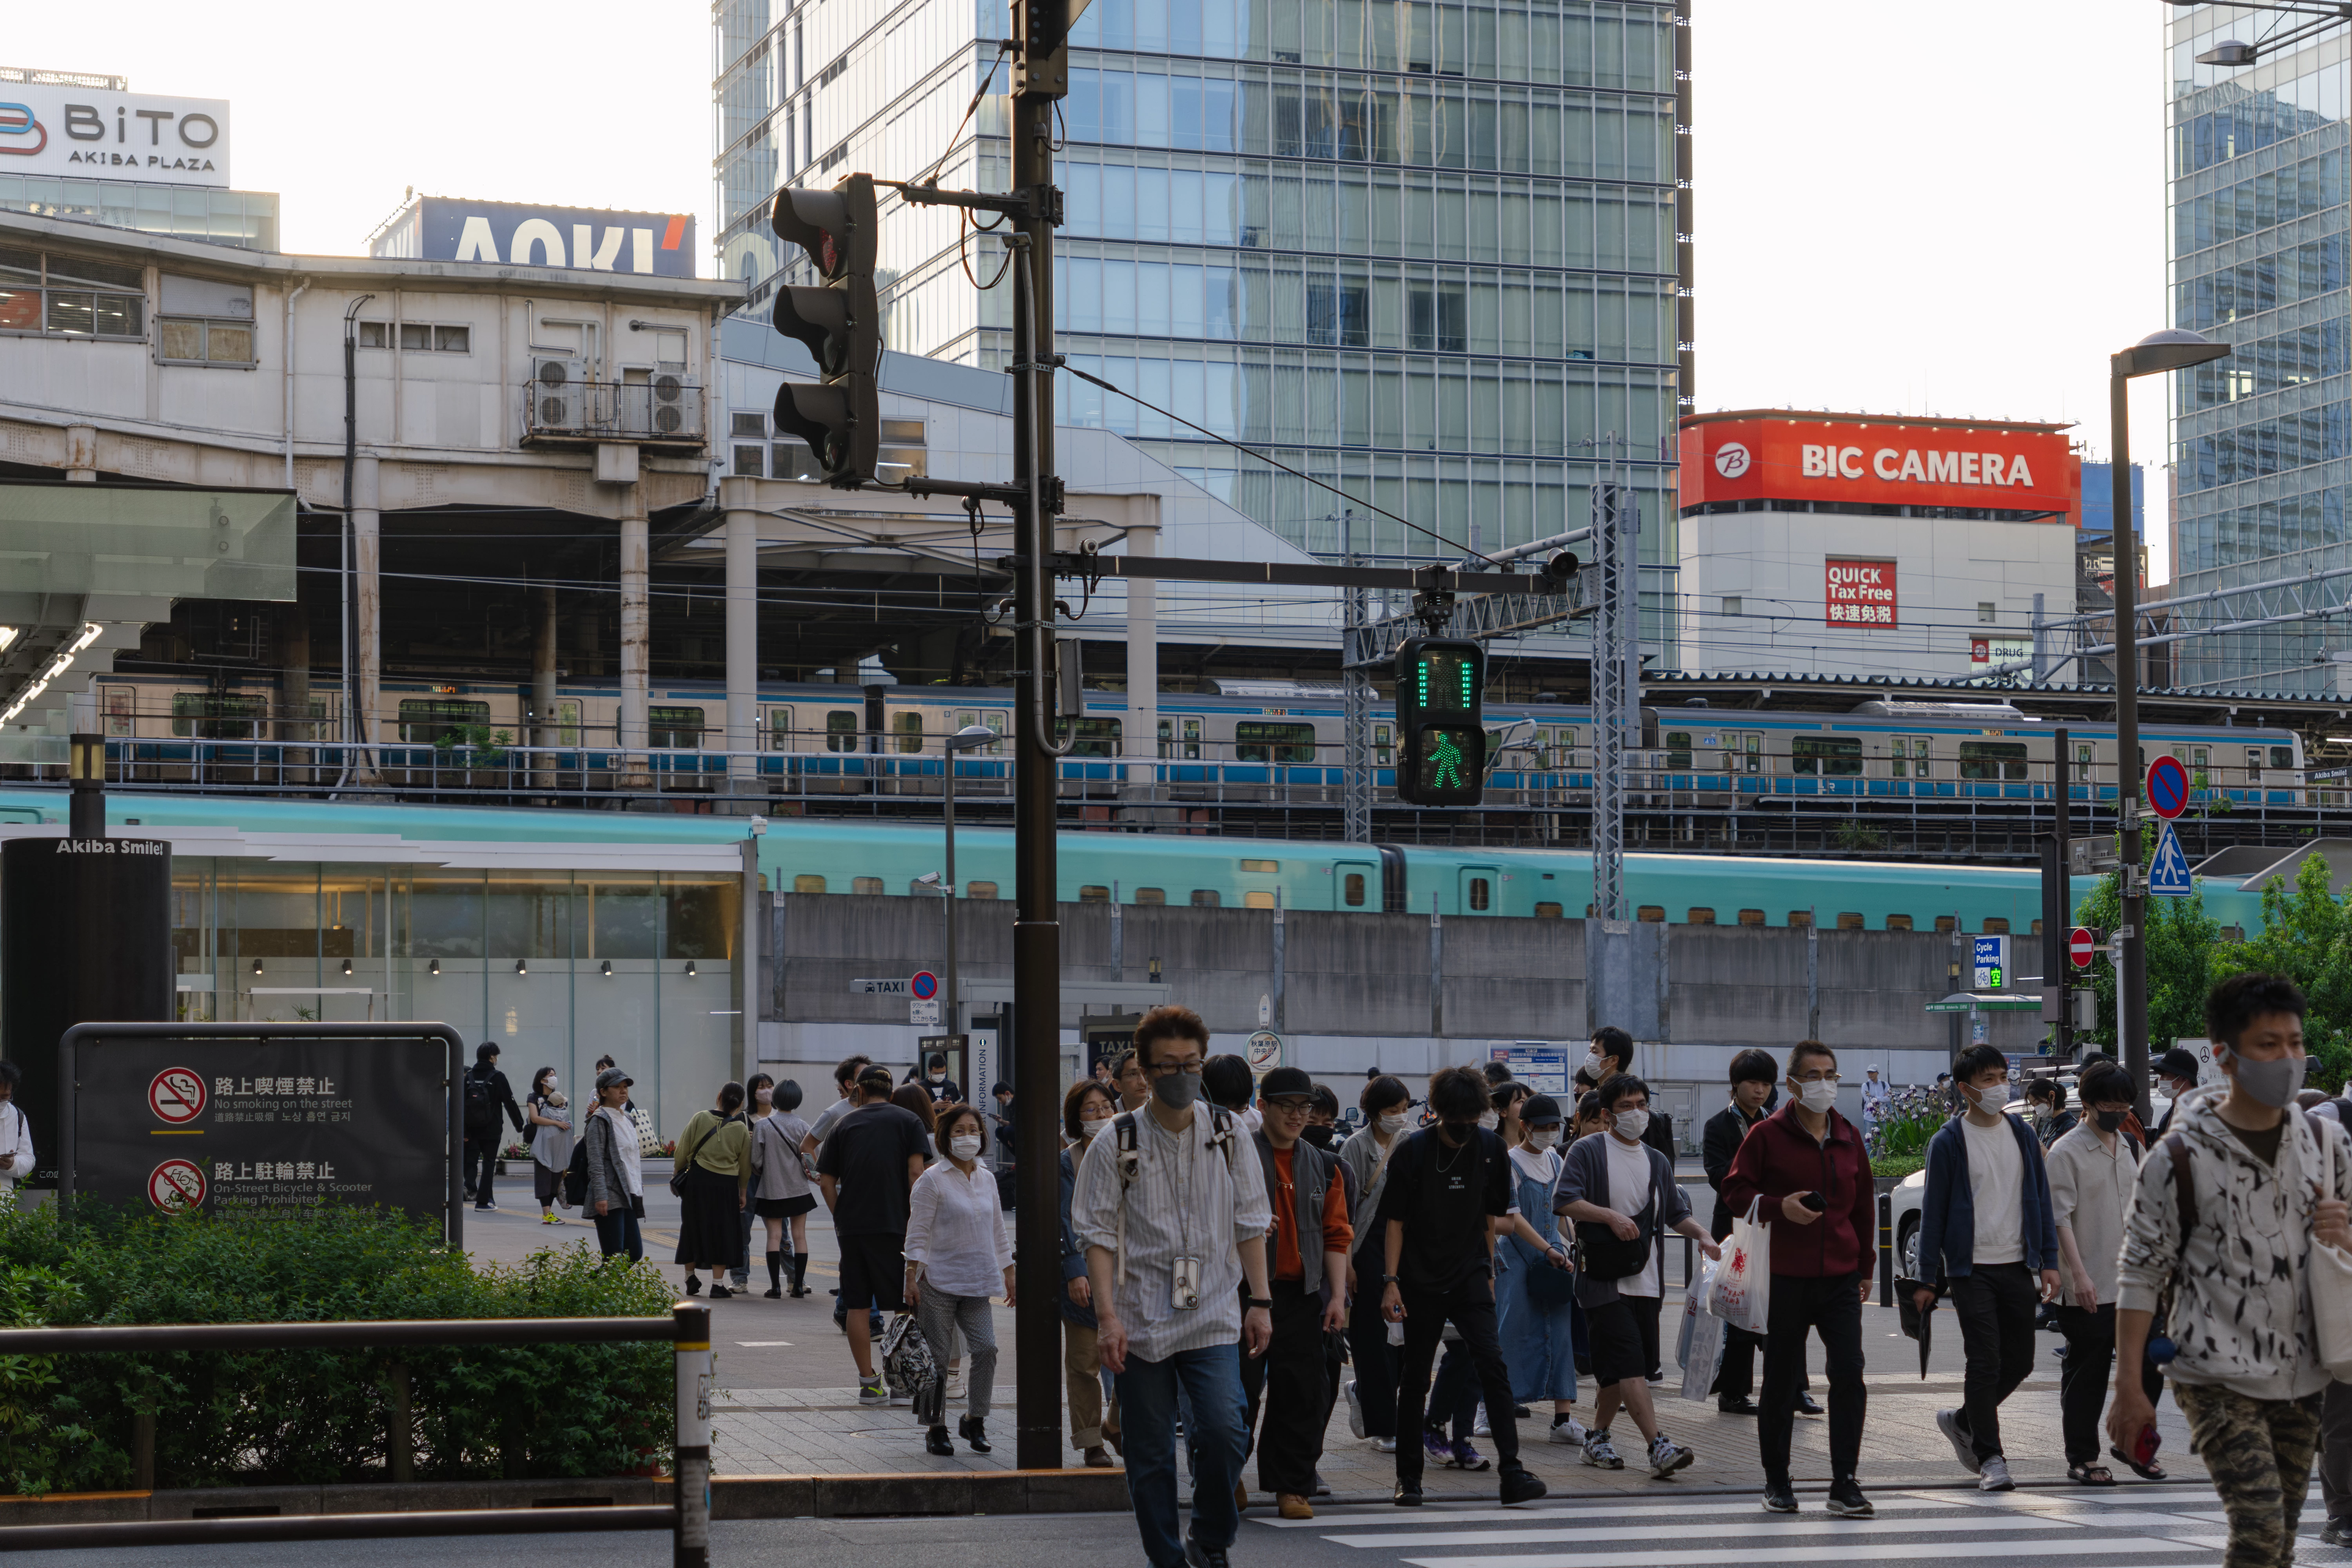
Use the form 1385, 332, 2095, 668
938, 723, 999, 1047
2110, 328, 2230, 1118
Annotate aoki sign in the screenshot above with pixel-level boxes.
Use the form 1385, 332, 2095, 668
0, 87, 230, 187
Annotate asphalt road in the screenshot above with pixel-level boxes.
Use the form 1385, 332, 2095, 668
3, 1482, 2333, 1568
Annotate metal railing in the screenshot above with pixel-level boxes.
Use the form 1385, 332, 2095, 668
0, 1304, 712, 1561
520, 377, 705, 445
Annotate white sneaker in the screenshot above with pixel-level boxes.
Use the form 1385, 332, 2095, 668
1472, 1405, 1492, 1438
1345, 1379, 1366, 1440
1648, 1434, 1695, 1479
1935, 1409, 1983, 1476
1548, 1416, 1588, 1445
1373, 1436, 1397, 1454
1978, 1455, 2015, 1492
1581, 1429, 1623, 1470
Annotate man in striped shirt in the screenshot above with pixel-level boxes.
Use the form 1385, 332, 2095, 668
1076, 1005, 1274, 1568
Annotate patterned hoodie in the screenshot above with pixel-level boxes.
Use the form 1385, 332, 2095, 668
2115, 1083, 2352, 1402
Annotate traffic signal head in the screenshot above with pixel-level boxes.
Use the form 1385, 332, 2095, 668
772, 276, 879, 378
770, 175, 876, 281
1394, 637, 1486, 807
768, 173, 881, 489
773, 380, 878, 490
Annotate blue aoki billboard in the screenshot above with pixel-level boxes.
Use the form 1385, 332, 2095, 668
371, 196, 697, 278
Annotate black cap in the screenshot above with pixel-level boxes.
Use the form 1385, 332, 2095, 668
1522, 1094, 1563, 1125
595, 1067, 633, 1091
1259, 1066, 1316, 1101
2158, 1048, 2202, 1080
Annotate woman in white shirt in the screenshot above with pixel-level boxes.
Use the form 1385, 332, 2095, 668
904, 1103, 1015, 1457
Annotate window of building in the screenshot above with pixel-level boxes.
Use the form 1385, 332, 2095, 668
1236, 721, 1316, 763
1836, 911, 1864, 930
396, 697, 490, 744
1738, 908, 1766, 925
367, 320, 470, 353
731, 411, 768, 439
1243, 890, 1276, 909
732, 443, 766, 476
1053, 717, 1123, 757
1239, 858, 1279, 873
1977, 603, 1996, 622
793, 874, 826, 893
1720, 595, 1741, 617
0, 247, 145, 341
1343, 873, 1367, 907
1791, 736, 1862, 776
851, 876, 884, 895
892, 710, 924, 754
877, 416, 927, 481
1191, 889, 1221, 907
1886, 914, 1914, 931
170, 692, 267, 740
1982, 917, 2010, 934
1958, 740, 2028, 781
157, 317, 254, 366
1079, 885, 1110, 903
1134, 887, 1165, 904
1685, 907, 1715, 924
965, 881, 999, 900
1534, 902, 1563, 918
649, 706, 706, 749
825, 711, 859, 753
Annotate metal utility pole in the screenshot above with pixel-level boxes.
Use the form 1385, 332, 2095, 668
1340, 507, 1373, 844
1588, 437, 1636, 922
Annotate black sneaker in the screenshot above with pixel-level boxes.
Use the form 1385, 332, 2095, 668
1183, 1533, 1230, 1568
1762, 1479, 1797, 1514
2320, 1517, 2350, 1547
1392, 1480, 1423, 1507
684, 1276, 703, 1296
1826, 1479, 1873, 1517
1498, 1464, 1546, 1506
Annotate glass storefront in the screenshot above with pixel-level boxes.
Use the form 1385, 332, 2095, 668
169, 861, 739, 1140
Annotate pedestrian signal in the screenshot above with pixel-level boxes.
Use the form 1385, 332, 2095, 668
1394, 637, 1486, 807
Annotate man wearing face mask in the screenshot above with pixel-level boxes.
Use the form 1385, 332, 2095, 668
1719, 1040, 1878, 1517
1577, 1027, 1675, 1165
913, 1053, 962, 1107
1074, 1006, 1273, 1568
2152, 1047, 2202, 1138
1239, 1067, 1352, 1520
1916, 1043, 2062, 1493
1340, 1075, 1416, 1454
1704, 1050, 1817, 1419
2045, 1060, 2158, 1485
2112, 973, 2352, 1563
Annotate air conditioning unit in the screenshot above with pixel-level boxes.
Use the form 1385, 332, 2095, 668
652, 371, 687, 436
532, 356, 586, 432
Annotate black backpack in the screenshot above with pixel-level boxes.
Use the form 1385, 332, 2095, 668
463, 1070, 495, 1134
562, 1134, 591, 1208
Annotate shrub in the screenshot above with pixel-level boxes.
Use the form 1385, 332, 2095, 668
0, 1201, 673, 1493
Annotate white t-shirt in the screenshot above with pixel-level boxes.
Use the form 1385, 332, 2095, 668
1961, 1115, 2025, 1265
1602, 1131, 1661, 1298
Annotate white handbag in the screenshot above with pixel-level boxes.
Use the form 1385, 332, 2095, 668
2310, 1119, 2352, 1381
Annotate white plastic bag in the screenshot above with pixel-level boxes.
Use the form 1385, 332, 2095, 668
1707, 1197, 1772, 1335
2313, 1121, 2352, 1380
1680, 1303, 1726, 1404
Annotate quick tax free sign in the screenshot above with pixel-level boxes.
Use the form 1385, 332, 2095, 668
1825, 559, 1897, 627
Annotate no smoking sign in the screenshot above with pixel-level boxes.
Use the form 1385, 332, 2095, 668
147, 1159, 205, 1213
148, 1067, 206, 1124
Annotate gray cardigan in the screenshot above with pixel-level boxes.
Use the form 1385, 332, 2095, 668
1554, 1130, 1690, 1307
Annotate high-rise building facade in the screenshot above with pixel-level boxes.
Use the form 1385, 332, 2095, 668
712, 0, 1686, 650
2166, 7, 2349, 691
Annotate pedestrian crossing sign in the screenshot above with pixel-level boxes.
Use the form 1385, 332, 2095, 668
2149, 818, 2194, 898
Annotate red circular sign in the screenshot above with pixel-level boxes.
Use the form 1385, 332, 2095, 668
910, 971, 939, 1001
147, 1067, 206, 1124
2068, 926, 2095, 969
147, 1159, 206, 1213
2146, 755, 2191, 820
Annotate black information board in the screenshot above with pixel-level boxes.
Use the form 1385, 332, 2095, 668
58, 1024, 465, 1245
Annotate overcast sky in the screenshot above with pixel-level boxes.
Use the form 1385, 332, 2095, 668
10, 0, 2178, 571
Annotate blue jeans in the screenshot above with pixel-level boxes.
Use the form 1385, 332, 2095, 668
1115, 1342, 1246, 1568
594, 1203, 643, 1262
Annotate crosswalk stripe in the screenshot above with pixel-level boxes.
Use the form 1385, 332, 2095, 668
1397, 1535, 2217, 1568
1328, 1513, 2074, 1549
1253, 1497, 1969, 1530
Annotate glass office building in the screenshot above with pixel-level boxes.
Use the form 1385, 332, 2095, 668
713, 0, 1684, 652
0, 175, 279, 252
2167, 5, 2349, 691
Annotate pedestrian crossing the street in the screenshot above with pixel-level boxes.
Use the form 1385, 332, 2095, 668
1249, 1483, 2341, 1568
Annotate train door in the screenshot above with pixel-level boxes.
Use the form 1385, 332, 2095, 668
1158, 715, 1201, 759
1334, 859, 1377, 911
1459, 864, 1500, 915
762, 705, 794, 750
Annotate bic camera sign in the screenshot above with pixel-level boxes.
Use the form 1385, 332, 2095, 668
0, 88, 230, 187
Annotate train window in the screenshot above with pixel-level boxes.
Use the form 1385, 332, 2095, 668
1244, 890, 1276, 909
1343, 873, 1368, 907
1787, 910, 1813, 928
169, 692, 262, 740
951, 711, 1007, 754
2076, 742, 2093, 768
826, 711, 859, 753
851, 877, 884, 895
1890, 735, 1932, 779
1191, 889, 1221, 907
793, 874, 827, 894
1153, 717, 1201, 760
1054, 717, 1123, 757
1079, 885, 1110, 903
1790, 736, 1862, 776
893, 711, 924, 754
394, 697, 489, 745
1684, 907, 1714, 925
1982, 917, 2010, 934
1886, 914, 1914, 931
649, 706, 706, 749
1934, 915, 1956, 933
1466, 878, 1492, 911
2029, 920, 2042, 935
965, 881, 1000, 900
1836, 912, 1864, 930
100, 684, 134, 738
552, 699, 581, 747
1958, 741, 2028, 781
764, 708, 795, 750
1134, 887, 1165, 905
1664, 731, 1693, 769
1236, 721, 1317, 763
1240, 858, 1279, 873
1744, 734, 1761, 772
2247, 746, 2264, 781
2272, 746, 2295, 768
1374, 723, 1394, 767
1533, 902, 1564, 919
1636, 905, 1665, 922
1738, 909, 1766, 926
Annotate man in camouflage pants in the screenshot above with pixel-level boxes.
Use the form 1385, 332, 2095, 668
2110, 974, 2352, 1568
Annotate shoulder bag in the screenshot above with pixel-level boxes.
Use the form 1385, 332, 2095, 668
668, 1117, 723, 1198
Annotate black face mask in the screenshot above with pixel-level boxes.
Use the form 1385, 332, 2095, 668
2095, 1109, 2127, 1132
1300, 1124, 1335, 1149
1438, 1118, 1479, 1145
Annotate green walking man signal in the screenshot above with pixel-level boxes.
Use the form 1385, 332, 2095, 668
1394, 636, 1486, 807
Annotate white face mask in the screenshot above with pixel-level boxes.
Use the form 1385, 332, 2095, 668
1583, 1050, 1612, 1079
1964, 1079, 2010, 1113
950, 1134, 983, 1161
1378, 1111, 1409, 1134
1612, 1108, 1650, 1142
753, 1086, 771, 1107
1792, 1078, 1838, 1114
1477, 1110, 1500, 1131
1528, 1127, 1560, 1150
1080, 1115, 1111, 1138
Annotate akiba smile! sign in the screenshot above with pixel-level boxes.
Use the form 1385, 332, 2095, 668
1679, 412, 2080, 519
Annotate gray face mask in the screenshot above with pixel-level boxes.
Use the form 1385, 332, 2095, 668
1151, 1070, 1203, 1110
2223, 1047, 2308, 1110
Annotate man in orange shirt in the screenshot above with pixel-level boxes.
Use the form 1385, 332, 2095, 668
1240, 1065, 1352, 1520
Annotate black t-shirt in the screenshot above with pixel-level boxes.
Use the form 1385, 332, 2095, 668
1373, 1126, 1513, 1296
816, 1102, 931, 1236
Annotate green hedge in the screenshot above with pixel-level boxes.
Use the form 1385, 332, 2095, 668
0, 1202, 674, 1495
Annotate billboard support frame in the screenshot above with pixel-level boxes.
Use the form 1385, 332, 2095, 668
58, 1021, 466, 1249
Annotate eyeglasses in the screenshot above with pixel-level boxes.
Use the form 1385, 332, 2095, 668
1147, 1057, 1204, 1077
1791, 1069, 1841, 1084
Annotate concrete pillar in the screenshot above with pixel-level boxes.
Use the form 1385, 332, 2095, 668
64, 425, 98, 483
722, 481, 759, 779
1124, 517, 1159, 787
619, 493, 649, 759
353, 454, 381, 762
532, 584, 558, 790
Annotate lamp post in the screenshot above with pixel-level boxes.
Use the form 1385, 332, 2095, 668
938, 724, 998, 1042
2109, 328, 2230, 1118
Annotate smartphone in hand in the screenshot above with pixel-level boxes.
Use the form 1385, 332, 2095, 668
1798, 1191, 1828, 1213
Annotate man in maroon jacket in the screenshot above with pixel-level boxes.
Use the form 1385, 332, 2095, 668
1719, 1040, 1877, 1519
